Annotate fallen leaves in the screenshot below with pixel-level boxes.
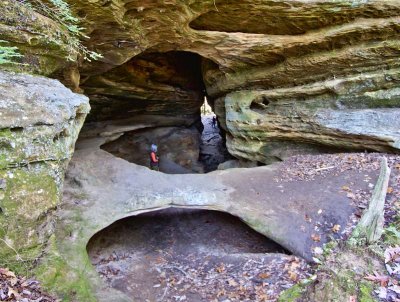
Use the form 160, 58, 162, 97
215, 264, 225, 273
364, 246, 400, 301
385, 246, 400, 264
349, 295, 357, 302
227, 279, 238, 287
288, 271, 298, 282
0, 267, 57, 302
258, 272, 270, 279
341, 185, 351, 192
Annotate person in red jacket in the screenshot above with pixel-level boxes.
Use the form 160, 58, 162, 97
150, 144, 159, 171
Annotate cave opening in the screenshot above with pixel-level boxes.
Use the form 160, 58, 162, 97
199, 97, 232, 172
86, 208, 297, 301
81, 50, 231, 174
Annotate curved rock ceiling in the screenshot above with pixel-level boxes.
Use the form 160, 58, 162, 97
66, 0, 400, 162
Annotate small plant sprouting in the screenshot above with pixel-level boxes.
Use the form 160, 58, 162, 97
0, 41, 23, 65
16, 0, 102, 62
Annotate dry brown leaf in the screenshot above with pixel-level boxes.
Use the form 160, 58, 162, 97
332, 224, 341, 233
215, 264, 225, 273
346, 192, 356, 199
7, 287, 20, 300
258, 273, 270, 279
364, 273, 389, 287
257, 293, 270, 301
387, 187, 394, 194
311, 234, 321, 242
0, 268, 16, 278
341, 185, 351, 192
288, 271, 298, 281
349, 296, 357, 302
227, 279, 238, 286
385, 246, 400, 263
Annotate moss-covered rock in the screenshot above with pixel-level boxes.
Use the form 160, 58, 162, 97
0, 1, 76, 75
224, 69, 400, 163
0, 71, 89, 274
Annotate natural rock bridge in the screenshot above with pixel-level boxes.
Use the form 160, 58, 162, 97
57, 137, 377, 301
1, 0, 400, 300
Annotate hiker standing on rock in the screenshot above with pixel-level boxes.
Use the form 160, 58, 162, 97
150, 144, 159, 171
212, 116, 217, 128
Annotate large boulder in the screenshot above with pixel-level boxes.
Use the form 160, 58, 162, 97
0, 71, 89, 269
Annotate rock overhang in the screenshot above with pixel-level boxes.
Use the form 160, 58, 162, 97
1, 0, 400, 299
56, 0, 400, 162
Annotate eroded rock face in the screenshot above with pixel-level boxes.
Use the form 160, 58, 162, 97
4, 1, 398, 163
0, 71, 89, 267
61, 0, 400, 162
0, 1, 75, 76
224, 79, 400, 163
82, 51, 206, 123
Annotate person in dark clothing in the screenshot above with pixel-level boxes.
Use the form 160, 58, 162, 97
149, 144, 159, 171
212, 116, 217, 128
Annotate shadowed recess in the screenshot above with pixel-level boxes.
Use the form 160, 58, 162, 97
87, 208, 290, 300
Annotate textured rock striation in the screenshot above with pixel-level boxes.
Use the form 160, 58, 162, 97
4, 0, 397, 164
55, 0, 400, 163
0, 1, 400, 300
0, 71, 89, 269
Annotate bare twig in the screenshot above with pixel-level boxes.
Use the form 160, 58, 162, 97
164, 265, 191, 279
213, 0, 219, 11
315, 166, 335, 172
159, 285, 168, 301
0, 238, 24, 261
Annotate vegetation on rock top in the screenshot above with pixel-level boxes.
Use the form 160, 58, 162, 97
0, 0, 101, 67
0, 41, 23, 65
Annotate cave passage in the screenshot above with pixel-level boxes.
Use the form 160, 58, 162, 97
199, 98, 232, 172
87, 208, 294, 301
94, 51, 231, 174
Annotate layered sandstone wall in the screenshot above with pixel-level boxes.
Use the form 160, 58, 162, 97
62, 0, 400, 163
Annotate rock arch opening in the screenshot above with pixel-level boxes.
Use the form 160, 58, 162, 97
78, 50, 231, 173
86, 208, 311, 301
